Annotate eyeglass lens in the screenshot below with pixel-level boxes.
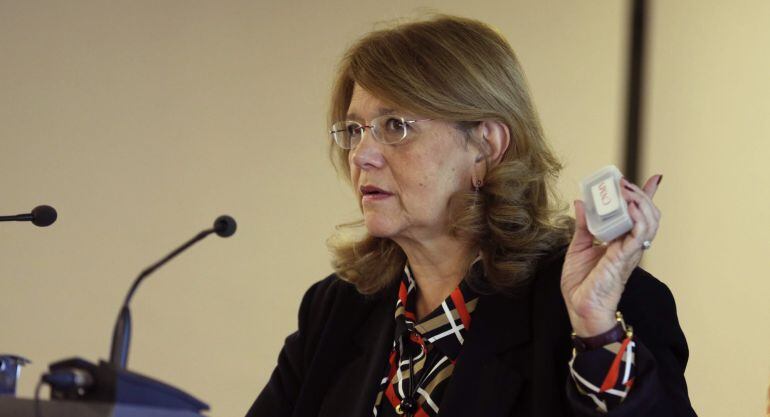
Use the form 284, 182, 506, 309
331, 116, 409, 149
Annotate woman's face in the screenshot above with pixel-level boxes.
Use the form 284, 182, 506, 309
347, 85, 477, 244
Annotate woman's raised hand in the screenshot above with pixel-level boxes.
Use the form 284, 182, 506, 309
561, 175, 663, 337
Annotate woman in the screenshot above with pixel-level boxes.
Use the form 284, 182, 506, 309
247, 15, 696, 417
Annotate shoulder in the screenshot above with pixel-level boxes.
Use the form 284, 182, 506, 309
300, 274, 355, 312
621, 267, 678, 309
530, 245, 684, 344
531, 245, 677, 304
618, 267, 686, 350
298, 274, 365, 320
296, 273, 393, 332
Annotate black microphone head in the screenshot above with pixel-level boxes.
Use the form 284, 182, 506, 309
213, 215, 236, 237
31, 205, 57, 227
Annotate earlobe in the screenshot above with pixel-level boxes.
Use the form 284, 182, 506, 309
470, 122, 509, 189
471, 148, 486, 190
471, 170, 484, 190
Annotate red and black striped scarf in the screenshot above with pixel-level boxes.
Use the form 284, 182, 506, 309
372, 263, 480, 417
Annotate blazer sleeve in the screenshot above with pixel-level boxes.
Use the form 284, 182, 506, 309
565, 268, 698, 417
245, 277, 330, 417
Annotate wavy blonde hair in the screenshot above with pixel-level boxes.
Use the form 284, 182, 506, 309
327, 15, 574, 295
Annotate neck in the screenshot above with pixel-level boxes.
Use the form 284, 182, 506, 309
395, 235, 475, 320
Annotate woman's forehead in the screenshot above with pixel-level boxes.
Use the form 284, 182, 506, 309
346, 107, 396, 122
346, 85, 409, 121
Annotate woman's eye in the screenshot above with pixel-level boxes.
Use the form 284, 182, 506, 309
384, 118, 405, 132
347, 124, 362, 136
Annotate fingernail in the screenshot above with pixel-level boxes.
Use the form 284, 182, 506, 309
656, 175, 663, 186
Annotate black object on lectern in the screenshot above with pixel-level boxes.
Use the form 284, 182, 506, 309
0, 354, 31, 395
39, 215, 237, 416
47, 358, 208, 413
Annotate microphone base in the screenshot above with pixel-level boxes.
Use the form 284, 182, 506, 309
47, 358, 209, 413
0, 397, 205, 417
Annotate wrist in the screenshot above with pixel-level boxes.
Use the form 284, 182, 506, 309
571, 311, 633, 352
569, 313, 617, 338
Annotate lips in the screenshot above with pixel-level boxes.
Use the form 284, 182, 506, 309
360, 185, 393, 201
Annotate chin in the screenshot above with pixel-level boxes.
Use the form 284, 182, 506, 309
362, 215, 400, 239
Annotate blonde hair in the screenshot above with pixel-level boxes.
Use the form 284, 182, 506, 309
327, 15, 574, 294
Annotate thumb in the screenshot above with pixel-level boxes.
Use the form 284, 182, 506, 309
568, 200, 595, 253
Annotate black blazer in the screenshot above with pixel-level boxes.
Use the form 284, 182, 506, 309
247, 249, 697, 417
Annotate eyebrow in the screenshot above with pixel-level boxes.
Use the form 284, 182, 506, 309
346, 107, 396, 121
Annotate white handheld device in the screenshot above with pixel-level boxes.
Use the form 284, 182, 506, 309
579, 165, 633, 243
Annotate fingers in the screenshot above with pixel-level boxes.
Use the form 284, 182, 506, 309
619, 175, 662, 250
642, 175, 662, 198
626, 198, 656, 245
621, 177, 662, 221
621, 186, 660, 226
573, 175, 663, 255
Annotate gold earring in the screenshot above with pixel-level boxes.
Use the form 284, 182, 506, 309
473, 178, 483, 191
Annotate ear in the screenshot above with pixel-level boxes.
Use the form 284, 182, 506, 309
477, 120, 510, 165
471, 120, 511, 180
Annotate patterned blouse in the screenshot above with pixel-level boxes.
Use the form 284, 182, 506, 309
372, 262, 637, 416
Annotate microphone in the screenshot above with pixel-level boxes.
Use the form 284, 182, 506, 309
109, 215, 237, 368
0, 205, 57, 227
213, 214, 237, 237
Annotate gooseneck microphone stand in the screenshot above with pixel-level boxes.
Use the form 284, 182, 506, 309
109, 215, 236, 368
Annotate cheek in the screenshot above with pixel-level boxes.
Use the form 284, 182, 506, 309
416, 148, 465, 183
397, 152, 434, 191
406, 156, 463, 203
348, 157, 359, 182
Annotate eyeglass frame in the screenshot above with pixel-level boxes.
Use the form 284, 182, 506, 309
329, 115, 434, 150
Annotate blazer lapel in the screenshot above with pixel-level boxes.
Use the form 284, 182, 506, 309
316, 285, 398, 417
439, 287, 533, 417
347, 293, 398, 416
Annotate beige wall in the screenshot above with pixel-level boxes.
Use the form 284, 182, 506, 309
0, 1, 766, 416
643, 1, 770, 415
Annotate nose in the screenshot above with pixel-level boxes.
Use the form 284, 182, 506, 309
350, 128, 385, 170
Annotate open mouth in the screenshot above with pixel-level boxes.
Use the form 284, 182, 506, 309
360, 185, 392, 199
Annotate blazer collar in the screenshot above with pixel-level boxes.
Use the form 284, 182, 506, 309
438, 286, 533, 417
348, 278, 534, 417
352, 281, 399, 351
469, 286, 532, 353
343, 284, 399, 417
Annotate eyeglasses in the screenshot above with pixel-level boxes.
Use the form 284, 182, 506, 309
329, 115, 432, 149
